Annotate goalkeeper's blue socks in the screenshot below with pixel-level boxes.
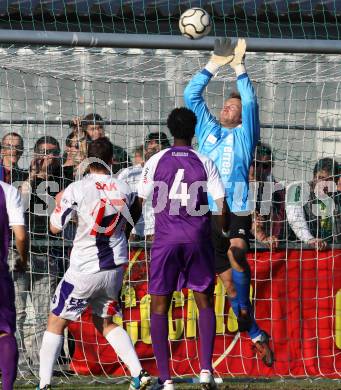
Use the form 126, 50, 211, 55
232, 268, 261, 340
232, 268, 251, 309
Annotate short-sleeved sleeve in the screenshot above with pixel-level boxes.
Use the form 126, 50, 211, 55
6, 185, 25, 226
137, 154, 160, 200
204, 158, 225, 201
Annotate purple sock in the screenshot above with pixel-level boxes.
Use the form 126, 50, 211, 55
198, 307, 216, 372
150, 313, 170, 383
0, 334, 18, 390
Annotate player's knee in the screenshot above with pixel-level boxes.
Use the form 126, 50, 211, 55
193, 291, 213, 310
151, 295, 171, 315
225, 283, 237, 299
151, 303, 168, 315
151, 299, 169, 315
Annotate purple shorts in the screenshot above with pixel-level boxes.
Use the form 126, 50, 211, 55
0, 273, 16, 334
149, 241, 215, 295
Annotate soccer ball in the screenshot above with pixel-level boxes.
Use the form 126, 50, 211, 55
179, 8, 212, 40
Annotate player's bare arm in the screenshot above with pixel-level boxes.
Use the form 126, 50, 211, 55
12, 224, 28, 271
49, 190, 65, 234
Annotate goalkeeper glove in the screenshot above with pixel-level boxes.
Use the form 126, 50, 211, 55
205, 38, 235, 75
229, 38, 247, 76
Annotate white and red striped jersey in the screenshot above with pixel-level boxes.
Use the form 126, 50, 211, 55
50, 173, 135, 274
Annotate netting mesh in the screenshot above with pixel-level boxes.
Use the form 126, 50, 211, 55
0, 46, 340, 384
0, 46, 340, 176
0, 0, 341, 39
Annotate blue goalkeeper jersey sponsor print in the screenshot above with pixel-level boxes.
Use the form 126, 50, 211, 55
184, 69, 260, 213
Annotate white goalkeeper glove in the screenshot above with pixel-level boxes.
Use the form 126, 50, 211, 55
229, 38, 247, 76
205, 38, 235, 75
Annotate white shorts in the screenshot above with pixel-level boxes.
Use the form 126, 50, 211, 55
51, 266, 124, 321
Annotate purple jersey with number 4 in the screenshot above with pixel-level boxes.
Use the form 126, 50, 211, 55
138, 146, 224, 243
138, 146, 224, 295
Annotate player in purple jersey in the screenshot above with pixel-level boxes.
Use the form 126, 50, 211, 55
0, 181, 27, 390
137, 108, 226, 390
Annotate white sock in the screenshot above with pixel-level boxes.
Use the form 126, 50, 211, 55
39, 331, 63, 388
252, 334, 263, 343
105, 326, 142, 377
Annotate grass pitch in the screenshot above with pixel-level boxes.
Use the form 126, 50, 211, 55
14, 378, 341, 389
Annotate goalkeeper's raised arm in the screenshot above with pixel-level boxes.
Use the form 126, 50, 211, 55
184, 37, 260, 213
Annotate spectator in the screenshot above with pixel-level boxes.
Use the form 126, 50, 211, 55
0, 132, 27, 184
0, 132, 29, 363
20, 136, 73, 364
249, 162, 278, 250
286, 157, 341, 248
249, 143, 286, 249
63, 130, 91, 181
133, 145, 144, 166
145, 131, 171, 161
119, 132, 171, 241
70, 113, 105, 140
112, 144, 131, 174
82, 113, 105, 140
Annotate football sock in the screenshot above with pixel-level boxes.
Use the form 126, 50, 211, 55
247, 315, 261, 339
105, 326, 142, 377
232, 269, 261, 339
39, 331, 63, 389
198, 307, 216, 371
0, 333, 18, 390
150, 312, 170, 383
232, 268, 251, 311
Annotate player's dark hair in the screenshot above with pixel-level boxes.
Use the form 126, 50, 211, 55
145, 132, 170, 149
88, 137, 113, 169
167, 107, 197, 140
228, 91, 241, 100
82, 113, 104, 130
112, 144, 131, 173
313, 157, 339, 178
34, 136, 60, 154
256, 142, 273, 159
1, 132, 24, 156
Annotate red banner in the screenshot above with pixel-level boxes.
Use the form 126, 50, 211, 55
68, 248, 341, 378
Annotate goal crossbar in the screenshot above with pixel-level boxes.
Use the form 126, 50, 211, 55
0, 29, 341, 54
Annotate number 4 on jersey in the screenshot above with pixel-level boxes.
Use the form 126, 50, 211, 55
169, 169, 190, 206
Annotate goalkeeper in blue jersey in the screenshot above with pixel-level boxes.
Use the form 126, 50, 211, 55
184, 38, 274, 367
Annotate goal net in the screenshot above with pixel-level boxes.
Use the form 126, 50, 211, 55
0, 45, 340, 385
